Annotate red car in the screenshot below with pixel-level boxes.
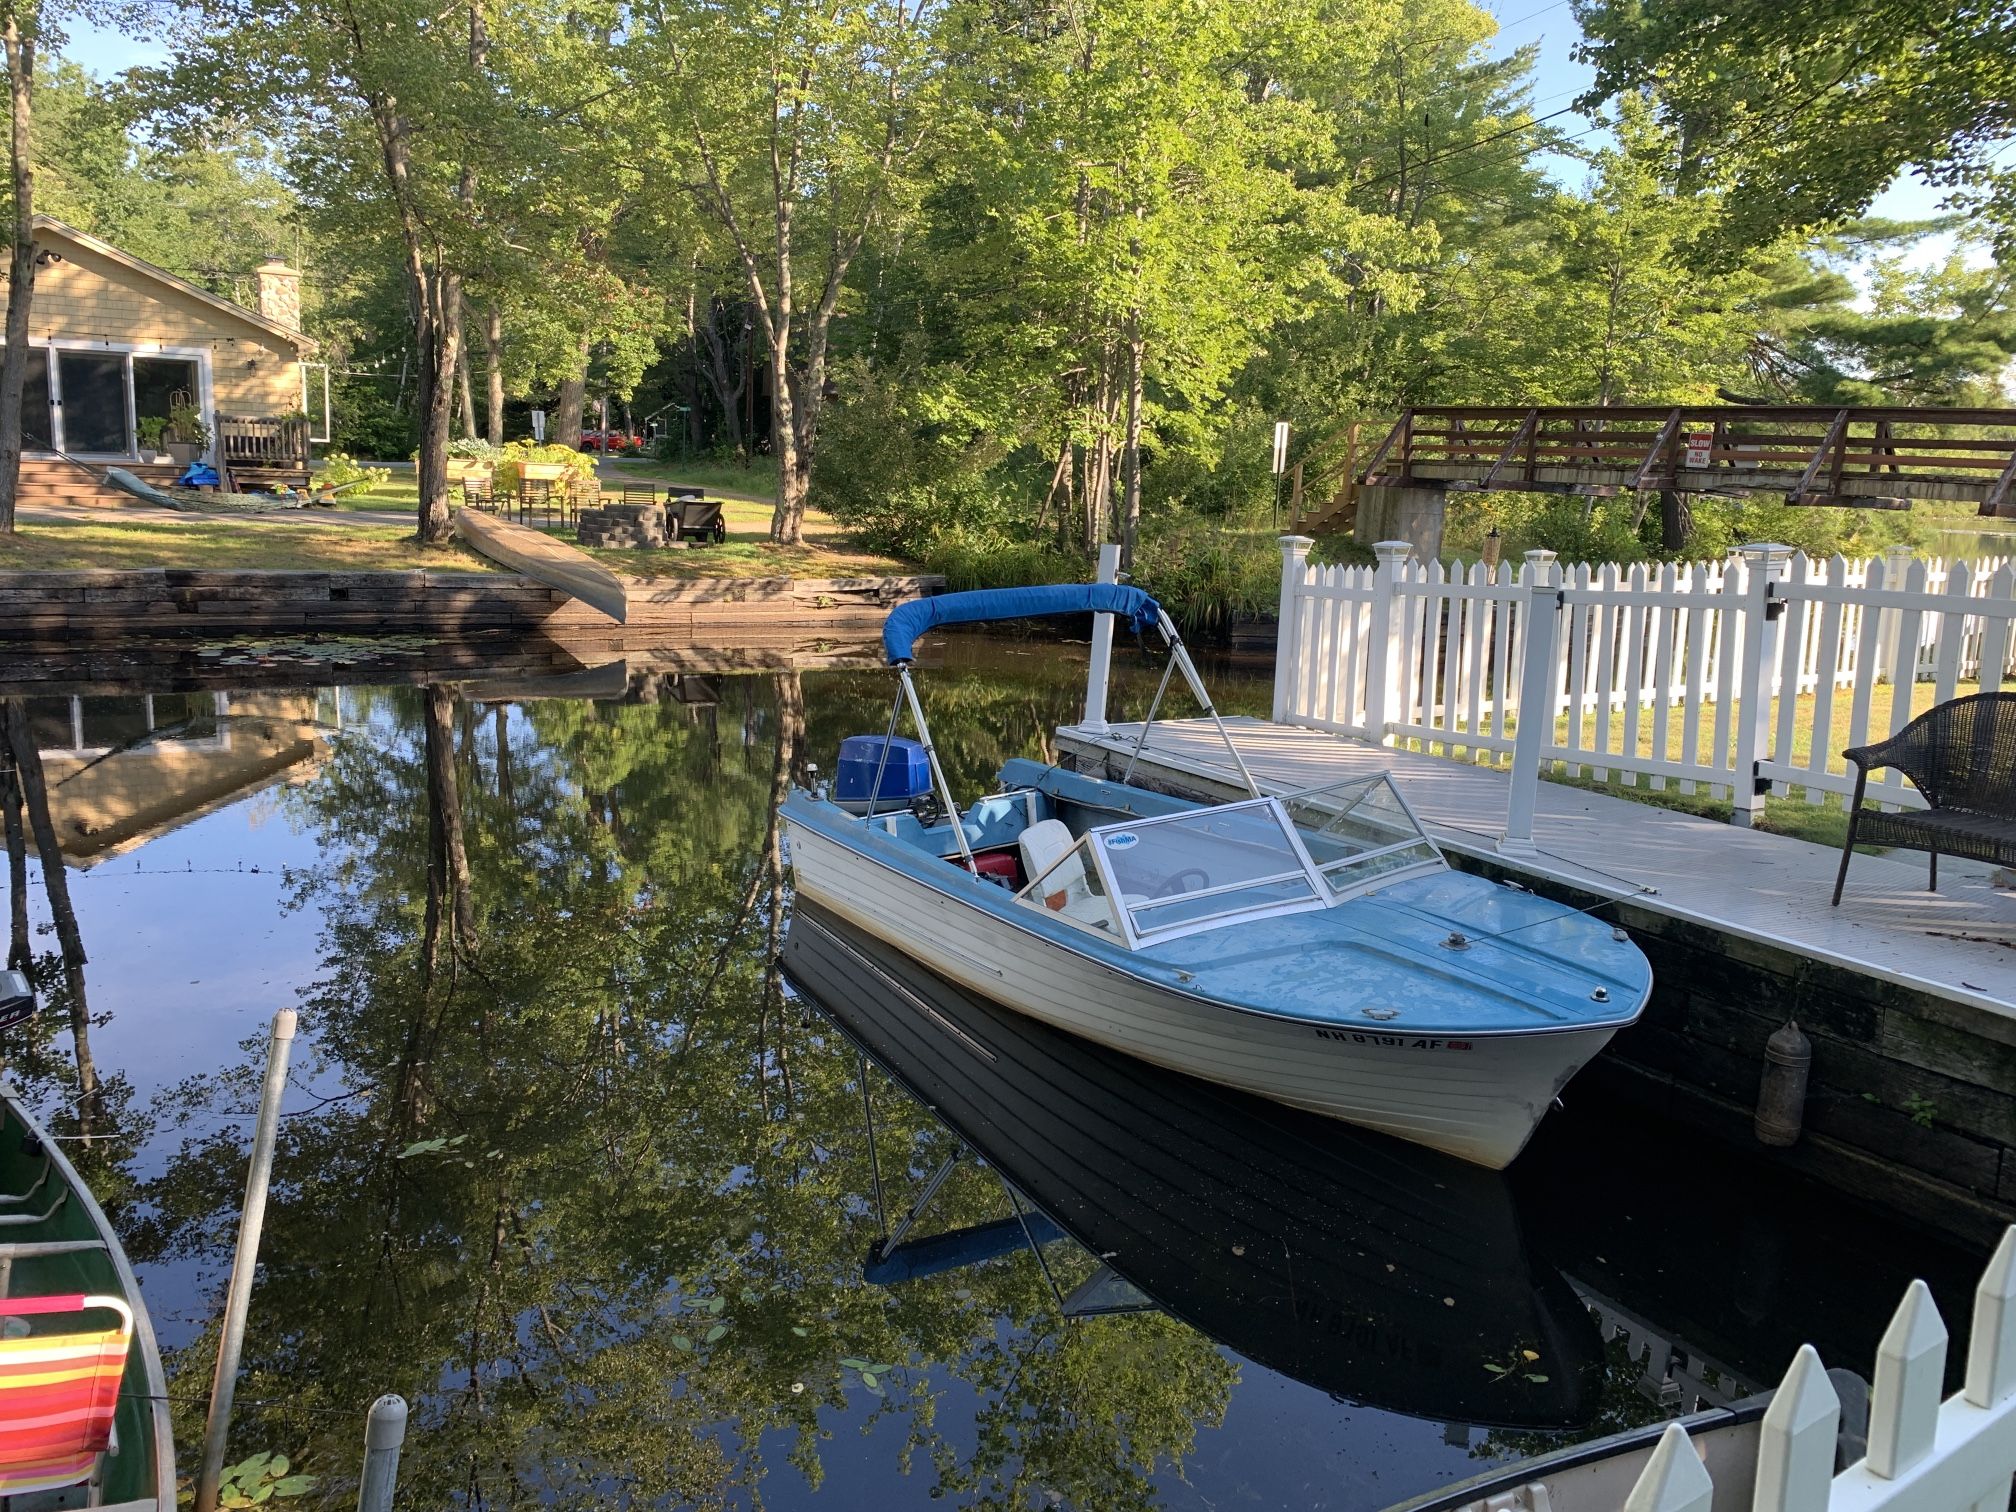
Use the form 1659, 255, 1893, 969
577, 430, 645, 454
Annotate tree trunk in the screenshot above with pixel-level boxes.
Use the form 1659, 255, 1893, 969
697, 297, 746, 457
2, 761, 25, 971
483, 306, 505, 446
768, 337, 806, 544
1119, 311, 1145, 568
0, 21, 35, 536
421, 683, 475, 982
415, 266, 462, 543
1660, 488, 1690, 552
0, 701, 99, 1135
455, 318, 479, 440
553, 337, 588, 450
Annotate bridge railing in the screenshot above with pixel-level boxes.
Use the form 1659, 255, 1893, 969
1273, 539, 2016, 826
1362, 406, 2016, 514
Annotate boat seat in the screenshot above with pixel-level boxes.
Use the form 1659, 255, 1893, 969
1019, 821, 1118, 930
1018, 820, 1075, 888
0, 1293, 133, 1500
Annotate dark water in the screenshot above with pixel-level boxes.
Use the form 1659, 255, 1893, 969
0, 630, 1991, 1511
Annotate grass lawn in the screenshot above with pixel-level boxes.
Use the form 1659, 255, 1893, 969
1416, 678, 1984, 851
323, 469, 905, 579
0, 514, 499, 573
598, 457, 778, 501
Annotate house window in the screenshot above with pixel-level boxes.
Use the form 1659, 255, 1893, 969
57, 352, 129, 454
7, 346, 208, 458
28, 694, 230, 755
17, 349, 49, 449
133, 357, 199, 438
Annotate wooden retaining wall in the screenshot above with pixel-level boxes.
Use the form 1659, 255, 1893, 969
0, 569, 943, 639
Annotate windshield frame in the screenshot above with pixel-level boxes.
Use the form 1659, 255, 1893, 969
1275, 773, 1446, 902
1082, 797, 1331, 946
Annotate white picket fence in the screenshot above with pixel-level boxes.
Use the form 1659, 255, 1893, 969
1271, 539, 2016, 827
1616, 1227, 2016, 1512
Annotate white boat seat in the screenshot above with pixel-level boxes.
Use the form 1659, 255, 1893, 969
1018, 820, 1119, 929
1018, 819, 1075, 886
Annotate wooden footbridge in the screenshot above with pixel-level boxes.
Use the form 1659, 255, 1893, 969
1288, 403, 2016, 557
1361, 404, 2016, 513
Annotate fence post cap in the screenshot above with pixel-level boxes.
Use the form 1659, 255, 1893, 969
364, 1393, 409, 1448
1277, 535, 1315, 554
1521, 548, 1557, 562
1733, 540, 1798, 572
1372, 540, 1412, 563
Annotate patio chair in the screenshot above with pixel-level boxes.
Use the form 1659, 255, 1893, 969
0, 1293, 135, 1500
460, 476, 496, 512
569, 477, 601, 526
670, 497, 727, 545
519, 477, 555, 526
621, 484, 658, 507
1830, 691, 2016, 905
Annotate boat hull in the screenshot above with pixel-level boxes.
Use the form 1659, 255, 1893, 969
785, 819, 1619, 1168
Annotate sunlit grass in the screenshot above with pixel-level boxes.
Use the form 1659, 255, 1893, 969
0, 514, 499, 572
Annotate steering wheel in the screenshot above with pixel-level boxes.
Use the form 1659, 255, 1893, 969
1151, 867, 1211, 899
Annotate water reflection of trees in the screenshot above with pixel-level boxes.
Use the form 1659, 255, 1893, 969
140, 671, 1235, 1509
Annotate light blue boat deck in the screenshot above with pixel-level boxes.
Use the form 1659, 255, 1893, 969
1053, 717, 2016, 1019
785, 755, 1648, 1035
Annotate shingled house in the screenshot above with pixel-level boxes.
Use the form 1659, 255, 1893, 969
1, 215, 316, 505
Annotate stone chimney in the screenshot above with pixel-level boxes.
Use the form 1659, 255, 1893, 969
253, 255, 301, 331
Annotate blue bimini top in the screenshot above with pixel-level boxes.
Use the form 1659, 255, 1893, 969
882, 584, 1165, 664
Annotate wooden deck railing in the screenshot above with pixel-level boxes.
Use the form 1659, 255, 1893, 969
218, 414, 310, 467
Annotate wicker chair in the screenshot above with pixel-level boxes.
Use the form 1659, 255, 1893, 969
1831, 691, 2016, 905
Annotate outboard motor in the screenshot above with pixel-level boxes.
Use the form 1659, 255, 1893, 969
834, 735, 933, 816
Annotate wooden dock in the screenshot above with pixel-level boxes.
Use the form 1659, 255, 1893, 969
1055, 716, 2016, 1240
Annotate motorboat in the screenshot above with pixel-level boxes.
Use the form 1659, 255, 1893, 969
781, 901, 1609, 1430
780, 583, 1653, 1167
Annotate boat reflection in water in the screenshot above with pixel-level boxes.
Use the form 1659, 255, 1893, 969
781, 901, 1608, 1433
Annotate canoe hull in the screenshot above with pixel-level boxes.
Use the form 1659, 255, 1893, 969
1, 1089, 175, 1509
785, 819, 1618, 1168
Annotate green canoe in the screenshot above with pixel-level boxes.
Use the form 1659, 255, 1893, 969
2, 1086, 176, 1510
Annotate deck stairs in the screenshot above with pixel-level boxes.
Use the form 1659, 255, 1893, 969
1290, 419, 1361, 536
18, 458, 180, 509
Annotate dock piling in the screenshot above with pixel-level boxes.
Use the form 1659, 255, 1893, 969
194, 1007, 298, 1512
356, 1393, 409, 1512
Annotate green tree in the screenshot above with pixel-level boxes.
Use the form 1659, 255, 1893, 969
624, 0, 942, 545
1573, 0, 2016, 256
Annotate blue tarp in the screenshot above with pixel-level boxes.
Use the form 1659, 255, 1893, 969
881, 583, 1163, 664
176, 463, 221, 488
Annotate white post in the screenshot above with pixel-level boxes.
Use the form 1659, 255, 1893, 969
1879, 543, 1914, 682
1361, 540, 1414, 745
356, 1394, 408, 1512
1732, 542, 1793, 828
1623, 1423, 1715, 1512
1083, 543, 1123, 733
1271, 535, 1314, 723
1751, 1344, 1839, 1511
1864, 1278, 1949, 1482
1500, 553, 1560, 856
195, 1008, 299, 1512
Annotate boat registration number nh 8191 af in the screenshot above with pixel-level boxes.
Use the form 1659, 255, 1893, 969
1314, 1028, 1473, 1051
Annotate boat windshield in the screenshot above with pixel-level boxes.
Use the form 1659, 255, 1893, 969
1092, 800, 1322, 939
1279, 775, 1442, 897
